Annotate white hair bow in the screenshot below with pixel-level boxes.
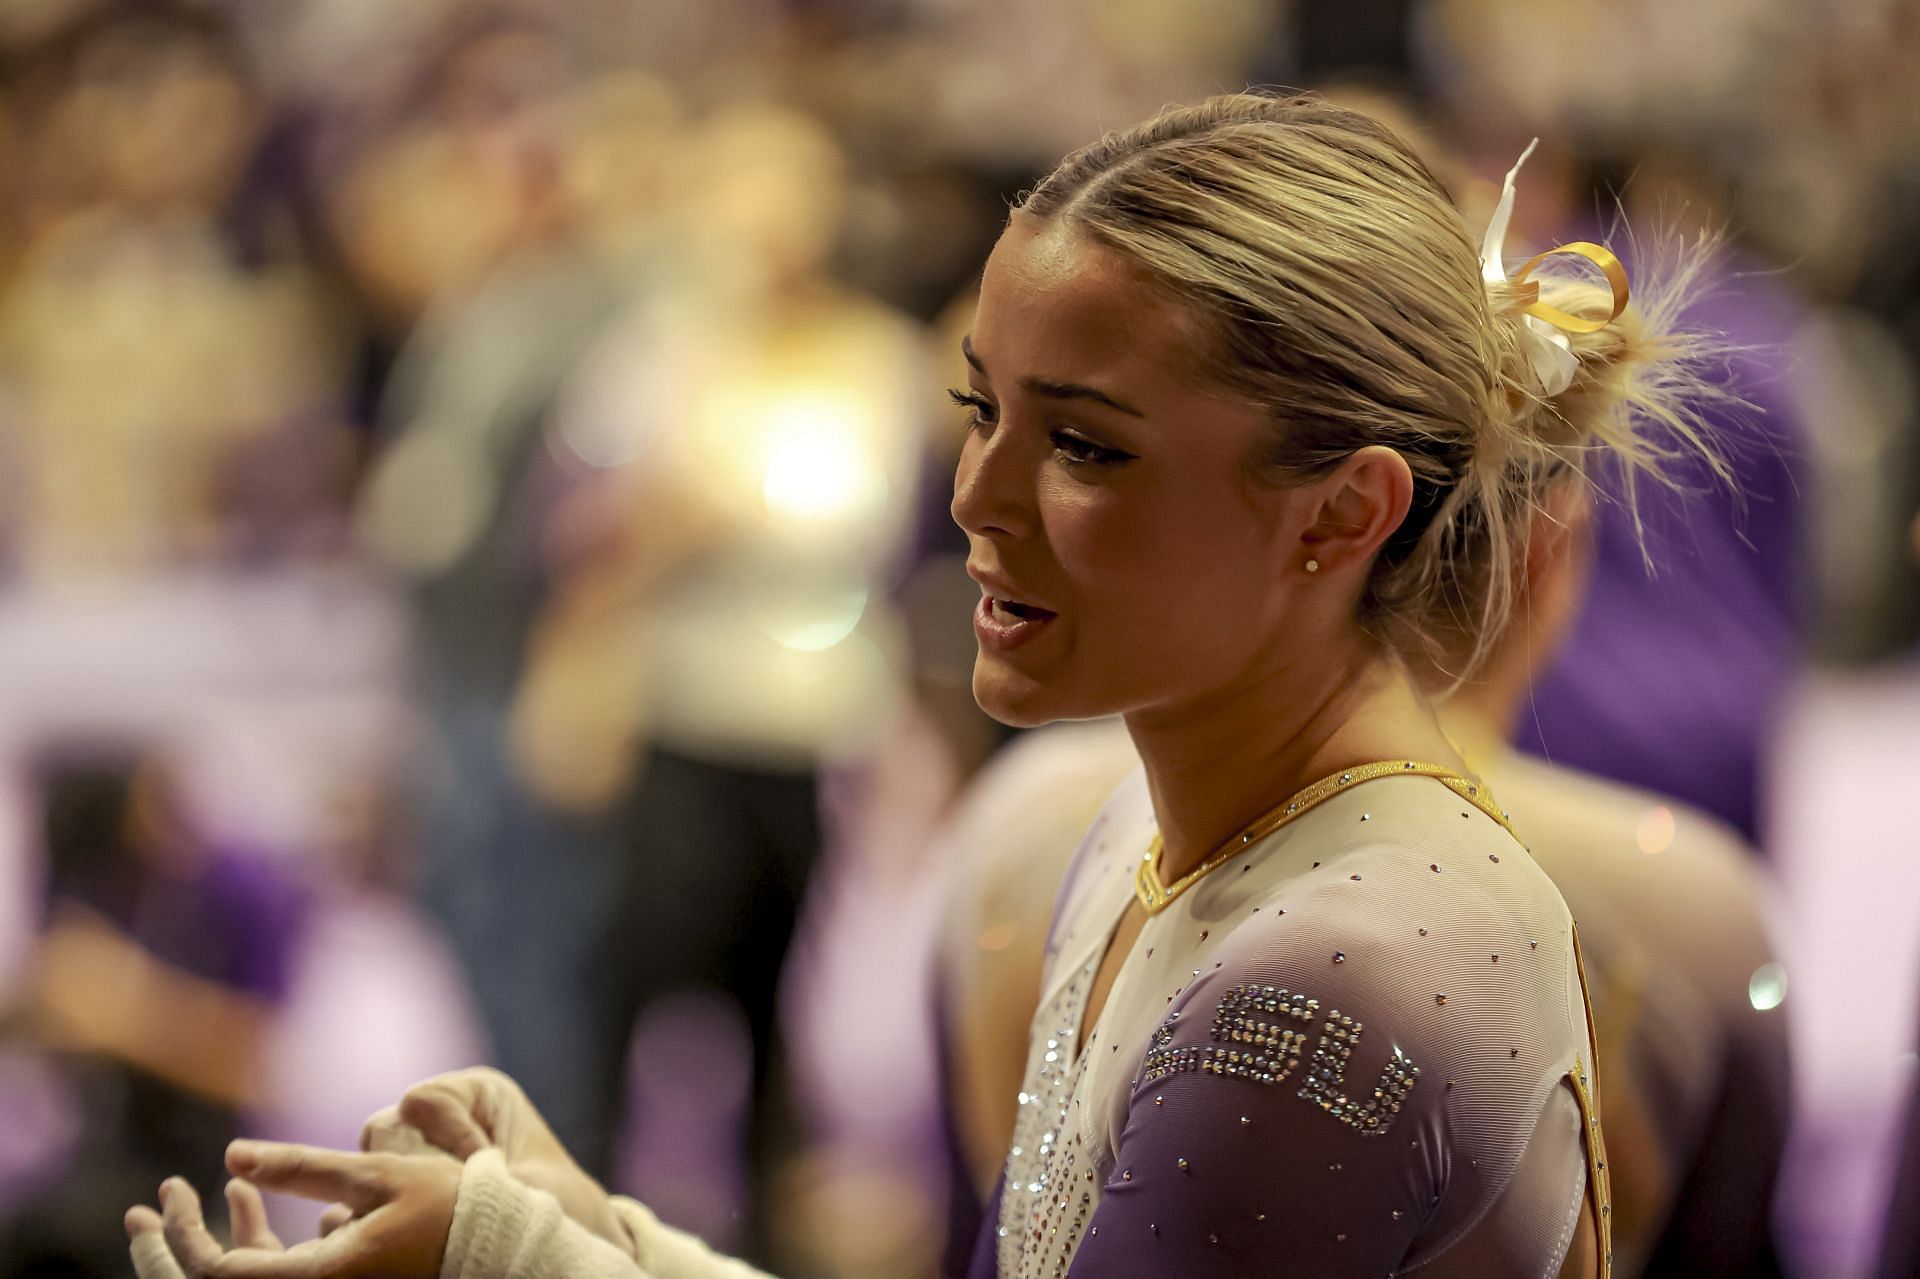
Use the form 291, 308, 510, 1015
1477, 138, 1630, 398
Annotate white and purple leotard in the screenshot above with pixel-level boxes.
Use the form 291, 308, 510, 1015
980, 767, 1609, 1278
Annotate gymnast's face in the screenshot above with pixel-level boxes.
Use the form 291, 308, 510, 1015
951, 214, 1313, 727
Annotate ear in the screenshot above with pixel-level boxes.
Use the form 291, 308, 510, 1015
1298, 445, 1415, 573
1519, 478, 1593, 602
1510, 481, 1596, 673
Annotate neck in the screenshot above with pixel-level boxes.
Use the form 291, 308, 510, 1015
1125, 637, 1462, 884
1432, 630, 1537, 773
1434, 690, 1509, 778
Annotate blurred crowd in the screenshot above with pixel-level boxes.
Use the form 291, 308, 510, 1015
0, 1, 1913, 1277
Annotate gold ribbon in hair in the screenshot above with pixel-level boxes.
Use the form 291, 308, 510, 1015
1478, 140, 1632, 394
1511, 240, 1630, 334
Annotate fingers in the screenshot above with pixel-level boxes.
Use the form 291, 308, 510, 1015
137, 1179, 354, 1279
359, 1104, 401, 1153
364, 1068, 508, 1161
317, 1204, 354, 1238
361, 1108, 439, 1158
129, 1204, 190, 1279
161, 1177, 231, 1276
464, 1067, 533, 1139
225, 1179, 284, 1251
226, 1141, 387, 1213
398, 1084, 490, 1160
127, 1213, 189, 1275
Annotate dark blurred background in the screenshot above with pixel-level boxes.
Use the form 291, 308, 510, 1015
0, 1, 1912, 1277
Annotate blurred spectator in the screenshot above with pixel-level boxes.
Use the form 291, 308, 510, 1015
542, 103, 928, 1257
1769, 562, 1920, 1279
343, 10, 639, 1176
0, 747, 304, 1275
0, 4, 349, 582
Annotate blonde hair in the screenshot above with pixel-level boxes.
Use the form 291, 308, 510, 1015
1017, 91, 1724, 674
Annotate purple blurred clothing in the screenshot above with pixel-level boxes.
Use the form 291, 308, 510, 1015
1770, 660, 1920, 1279
1516, 261, 1806, 844
70, 847, 305, 1001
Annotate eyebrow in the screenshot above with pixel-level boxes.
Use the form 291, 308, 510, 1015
962, 335, 1146, 419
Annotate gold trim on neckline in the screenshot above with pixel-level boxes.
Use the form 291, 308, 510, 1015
1134, 760, 1513, 915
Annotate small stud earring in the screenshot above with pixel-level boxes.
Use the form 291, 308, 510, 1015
1304, 559, 1320, 574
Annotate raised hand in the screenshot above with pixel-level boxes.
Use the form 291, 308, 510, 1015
126, 1141, 459, 1278
129, 1177, 285, 1279
359, 1066, 625, 1249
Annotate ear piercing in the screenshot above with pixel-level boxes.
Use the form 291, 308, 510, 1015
1305, 559, 1320, 574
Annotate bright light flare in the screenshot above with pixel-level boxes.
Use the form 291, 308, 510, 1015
757, 587, 869, 653
759, 395, 888, 528
1748, 962, 1787, 1011
1636, 805, 1675, 855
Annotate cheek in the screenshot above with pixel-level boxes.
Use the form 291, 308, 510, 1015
1045, 476, 1269, 631
1041, 481, 1151, 607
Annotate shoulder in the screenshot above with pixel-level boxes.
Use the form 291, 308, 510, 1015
1162, 775, 1589, 1132
1075, 779, 1594, 1265
1493, 752, 1777, 1008
1102, 880, 1582, 1264
1185, 813, 1584, 1099
1138, 774, 1588, 1133
947, 721, 1140, 865
1193, 772, 1582, 970
938, 722, 1139, 935
1497, 750, 1760, 890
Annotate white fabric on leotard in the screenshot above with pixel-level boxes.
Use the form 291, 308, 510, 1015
995, 767, 1606, 1278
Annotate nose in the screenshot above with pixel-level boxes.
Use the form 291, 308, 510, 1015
950, 424, 1034, 540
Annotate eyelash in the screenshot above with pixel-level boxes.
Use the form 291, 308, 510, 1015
946, 388, 1136, 467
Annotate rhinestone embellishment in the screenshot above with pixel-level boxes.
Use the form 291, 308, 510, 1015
1295, 1010, 1420, 1136
1142, 986, 1420, 1138
999, 957, 1099, 1279
1142, 984, 1316, 1085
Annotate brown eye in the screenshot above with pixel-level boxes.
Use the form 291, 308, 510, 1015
947, 388, 996, 431
1050, 429, 1135, 467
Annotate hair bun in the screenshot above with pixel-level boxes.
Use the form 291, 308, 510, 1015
1483, 238, 1725, 492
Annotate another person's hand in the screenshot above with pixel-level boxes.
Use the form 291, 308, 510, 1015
360, 1067, 626, 1249
126, 1142, 458, 1279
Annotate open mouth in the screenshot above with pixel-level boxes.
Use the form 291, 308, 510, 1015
989, 597, 1057, 623
975, 593, 1058, 650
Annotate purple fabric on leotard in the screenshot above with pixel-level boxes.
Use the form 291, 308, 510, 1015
966, 1179, 1004, 1279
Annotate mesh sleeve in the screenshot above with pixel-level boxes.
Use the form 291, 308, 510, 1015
1405, 1079, 1590, 1278
1064, 980, 1438, 1276
1065, 832, 1600, 1277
